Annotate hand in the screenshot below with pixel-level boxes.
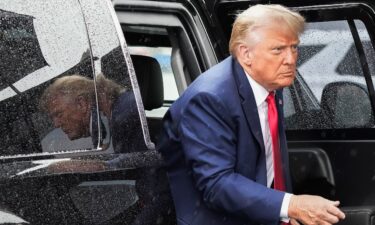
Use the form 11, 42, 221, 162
288, 195, 345, 225
48, 160, 107, 173
290, 218, 301, 225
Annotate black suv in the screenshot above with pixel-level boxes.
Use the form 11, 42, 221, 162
1, 0, 375, 224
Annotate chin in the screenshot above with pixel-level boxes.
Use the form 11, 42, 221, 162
67, 134, 78, 140
280, 79, 295, 88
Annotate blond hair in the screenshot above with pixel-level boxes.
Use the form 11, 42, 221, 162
95, 74, 126, 103
40, 74, 127, 113
229, 4, 305, 56
39, 75, 95, 112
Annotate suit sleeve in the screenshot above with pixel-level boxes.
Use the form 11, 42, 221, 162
179, 92, 285, 224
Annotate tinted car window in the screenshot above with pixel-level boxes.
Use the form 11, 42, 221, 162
0, 0, 148, 156
80, 0, 149, 152
284, 20, 374, 130
0, 0, 96, 156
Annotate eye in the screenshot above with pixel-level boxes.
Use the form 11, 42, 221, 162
272, 47, 283, 54
291, 45, 298, 52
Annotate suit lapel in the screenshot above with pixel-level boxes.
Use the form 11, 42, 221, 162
231, 57, 291, 188
232, 57, 265, 152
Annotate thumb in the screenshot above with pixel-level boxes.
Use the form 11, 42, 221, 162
332, 201, 340, 207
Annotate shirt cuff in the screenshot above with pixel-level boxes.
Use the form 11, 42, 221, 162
280, 193, 292, 222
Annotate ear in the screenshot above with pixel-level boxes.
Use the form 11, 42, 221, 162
237, 44, 253, 66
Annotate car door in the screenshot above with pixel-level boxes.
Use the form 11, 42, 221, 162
0, 0, 174, 224
213, 0, 375, 222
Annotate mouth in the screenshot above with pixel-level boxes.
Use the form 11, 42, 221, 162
280, 71, 295, 77
64, 130, 75, 140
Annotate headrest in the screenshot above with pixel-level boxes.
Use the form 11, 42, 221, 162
321, 81, 373, 128
131, 55, 164, 110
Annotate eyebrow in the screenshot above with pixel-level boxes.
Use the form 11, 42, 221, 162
270, 41, 300, 48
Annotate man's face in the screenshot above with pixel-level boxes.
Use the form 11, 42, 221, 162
245, 24, 299, 91
47, 95, 91, 140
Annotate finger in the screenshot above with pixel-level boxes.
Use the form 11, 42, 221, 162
332, 201, 340, 207
327, 206, 346, 220
290, 218, 301, 225
321, 212, 339, 224
319, 221, 332, 225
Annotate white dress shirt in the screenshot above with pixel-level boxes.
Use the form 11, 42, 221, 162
245, 71, 291, 221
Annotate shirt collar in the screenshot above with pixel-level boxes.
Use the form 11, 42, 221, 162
244, 70, 269, 107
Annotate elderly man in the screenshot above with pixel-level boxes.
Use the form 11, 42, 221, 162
158, 4, 345, 225
40, 75, 95, 142
39, 74, 144, 153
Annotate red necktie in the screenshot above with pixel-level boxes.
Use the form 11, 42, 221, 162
267, 92, 289, 225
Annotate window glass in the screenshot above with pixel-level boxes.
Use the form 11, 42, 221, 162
124, 25, 180, 119
283, 87, 295, 118
129, 46, 178, 102
0, 0, 96, 156
285, 20, 373, 130
355, 20, 375, 86
79, 0, 149, 153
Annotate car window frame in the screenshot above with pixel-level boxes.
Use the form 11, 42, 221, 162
114, 0, 218, 121
113, 0, 218, 83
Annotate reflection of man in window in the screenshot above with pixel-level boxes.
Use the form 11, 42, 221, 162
40, 75, 94, 140
41, 75, 169, 225
40, 74, 145, 153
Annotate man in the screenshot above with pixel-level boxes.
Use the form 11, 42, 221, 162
40, 75, 95, 141
39, 74, 145, 153
157, 4, 345, 225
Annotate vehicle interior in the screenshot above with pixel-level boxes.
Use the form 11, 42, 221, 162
120, 21, 204, 143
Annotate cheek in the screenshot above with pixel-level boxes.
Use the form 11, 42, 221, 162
63, 111, 82, 125
59, 112, 69, 123
267, 64, 284, 78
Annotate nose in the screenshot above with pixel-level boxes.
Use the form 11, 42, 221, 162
283, 48, 297, 65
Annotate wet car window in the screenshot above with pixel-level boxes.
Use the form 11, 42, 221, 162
285, 20, 374, 130
80, 0, 149, 152
0, 0, 98, 156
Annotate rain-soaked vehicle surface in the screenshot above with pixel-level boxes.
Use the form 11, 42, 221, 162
1, 0, 375, 224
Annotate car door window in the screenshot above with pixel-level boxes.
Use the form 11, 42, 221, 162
121, 21, 200, 119
80, 0, 150, 153
116, 4, 218, 143
115, 3, 218, 120
126, 26, 179, 119
130, 46, 178, 103
0, 0, 97, 156
284, 19, 374, 130
123, 23, 189, 144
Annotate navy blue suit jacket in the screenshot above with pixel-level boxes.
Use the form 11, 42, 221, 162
158, 56, 292, 225
111, 90, 146, 153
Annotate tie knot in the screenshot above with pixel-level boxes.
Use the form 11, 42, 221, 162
266, 91, 275, 104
